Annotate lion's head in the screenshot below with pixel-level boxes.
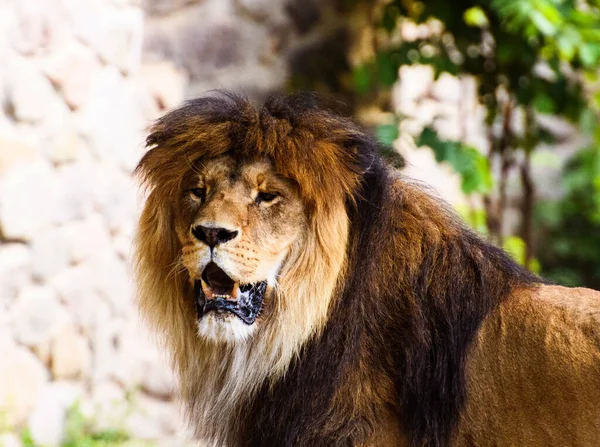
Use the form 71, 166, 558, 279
134, 94, 378, 433
173, 154, 308, 342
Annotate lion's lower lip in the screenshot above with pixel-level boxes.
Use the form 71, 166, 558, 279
194, 265, 267, 325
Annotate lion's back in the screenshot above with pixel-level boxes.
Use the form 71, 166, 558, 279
457, 284, 600, 446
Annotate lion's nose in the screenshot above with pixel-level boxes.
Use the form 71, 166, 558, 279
192, 226, 239, 247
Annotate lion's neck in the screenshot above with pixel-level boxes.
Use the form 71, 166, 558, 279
182, 200, 350, 445
340, 176, 540, 447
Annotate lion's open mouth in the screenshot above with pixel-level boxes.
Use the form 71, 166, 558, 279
194, 262, 267, 325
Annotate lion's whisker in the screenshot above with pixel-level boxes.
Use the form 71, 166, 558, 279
167, 257, 187, 280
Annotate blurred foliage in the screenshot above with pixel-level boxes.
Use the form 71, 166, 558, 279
60, 402, 131, 447
536, 143, 600, 288
416, 127, 493, 194
341, 0, 600, 286
14, 399, 154, 447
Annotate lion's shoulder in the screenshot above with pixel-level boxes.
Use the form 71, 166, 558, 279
511, 285, 600, 340
530, 284, 600, 317
530, 285, 600, 346
483, 284, 600, 352
460, 284, 600, 445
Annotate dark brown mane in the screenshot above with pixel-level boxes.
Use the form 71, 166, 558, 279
138, 92, 541, 447
242, 135, 540, 446
139, 92, 374, 214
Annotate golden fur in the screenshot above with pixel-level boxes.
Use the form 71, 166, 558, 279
134, 95, 354, 445
134, 93, 600, 446
457, 285, 600, 446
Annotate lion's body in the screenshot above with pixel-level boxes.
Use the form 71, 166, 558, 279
355, 283, 600, 447
135, 93, 600, 447
457, 285, 600, 447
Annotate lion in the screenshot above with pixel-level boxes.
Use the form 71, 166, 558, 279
134, 92, 600, 447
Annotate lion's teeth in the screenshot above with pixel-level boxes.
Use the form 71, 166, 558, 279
200, 279, 214, 298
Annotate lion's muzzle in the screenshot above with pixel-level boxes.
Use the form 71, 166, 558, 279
195, 262, 267, 325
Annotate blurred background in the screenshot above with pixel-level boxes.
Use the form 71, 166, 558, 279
0, 0, 598, 446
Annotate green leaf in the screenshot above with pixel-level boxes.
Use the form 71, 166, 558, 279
376, 123, 399, 145
579, 108, 597, 135
537, 2, 562, 26
530, 10, 557, 36
376, 51, 399, 87
579, 43, 600, 67
20, 428, 36, 447
382, 4, 400, 32
416, 127, 492, 194
533, 92, 556, 114
557, 27, 581, 60
458, 205, 488, 234
455, 147, 492, 194
464, 7, 488, 27
352, 64, 372, 95
472, 150, 494, 193
594, 91, 600, 109
503, 235, 526, 265
579, 29, 600, 41
570, 10, 599, 27
415, 127, 440, 150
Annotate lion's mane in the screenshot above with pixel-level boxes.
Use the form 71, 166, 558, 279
134, 92, 540, 446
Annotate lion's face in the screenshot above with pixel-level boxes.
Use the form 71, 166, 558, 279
175, 155, 307, 342
136, 94, 360, 400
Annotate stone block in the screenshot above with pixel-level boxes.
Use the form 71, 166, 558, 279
51, 323, 91, 379
122, 321, 175, 398
0, 340, 48, 426
28, 381, 83, 446
75, 66, 147, 171
30, 226, 70, 282
138, 61, 186, 110
10, 285, 66, 347
51, 264, 103, 332
4, 56, 63, 123
7, 0, 71, 56
41, 41, 101, 110
125, 394, 181, 440
67, 2, 143, 73
0, 244, 31, 310
0, 138, 40, 175
0, 160, 61, 240
53, 157, 97, 224
144, 0, 204, 16
63, 214, 112, 264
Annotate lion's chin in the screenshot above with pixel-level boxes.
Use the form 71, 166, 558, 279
197, 312, 257, 343
193, 262, 268, 342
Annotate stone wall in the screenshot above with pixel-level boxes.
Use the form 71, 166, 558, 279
0, 0, 184, 445
142, 0, 347, 102
0, 0, 351, 445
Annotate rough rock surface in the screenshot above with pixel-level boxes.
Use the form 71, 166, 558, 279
0, 0, 187, 444
0, 0, 352, 444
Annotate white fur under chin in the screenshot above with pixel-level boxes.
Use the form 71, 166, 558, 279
185, 242, 345, 445
196, 258, 284, 344
197, 312, 256, 343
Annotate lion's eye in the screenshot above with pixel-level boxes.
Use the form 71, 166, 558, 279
255, 191, 278, 204
190, 188, 206, 200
